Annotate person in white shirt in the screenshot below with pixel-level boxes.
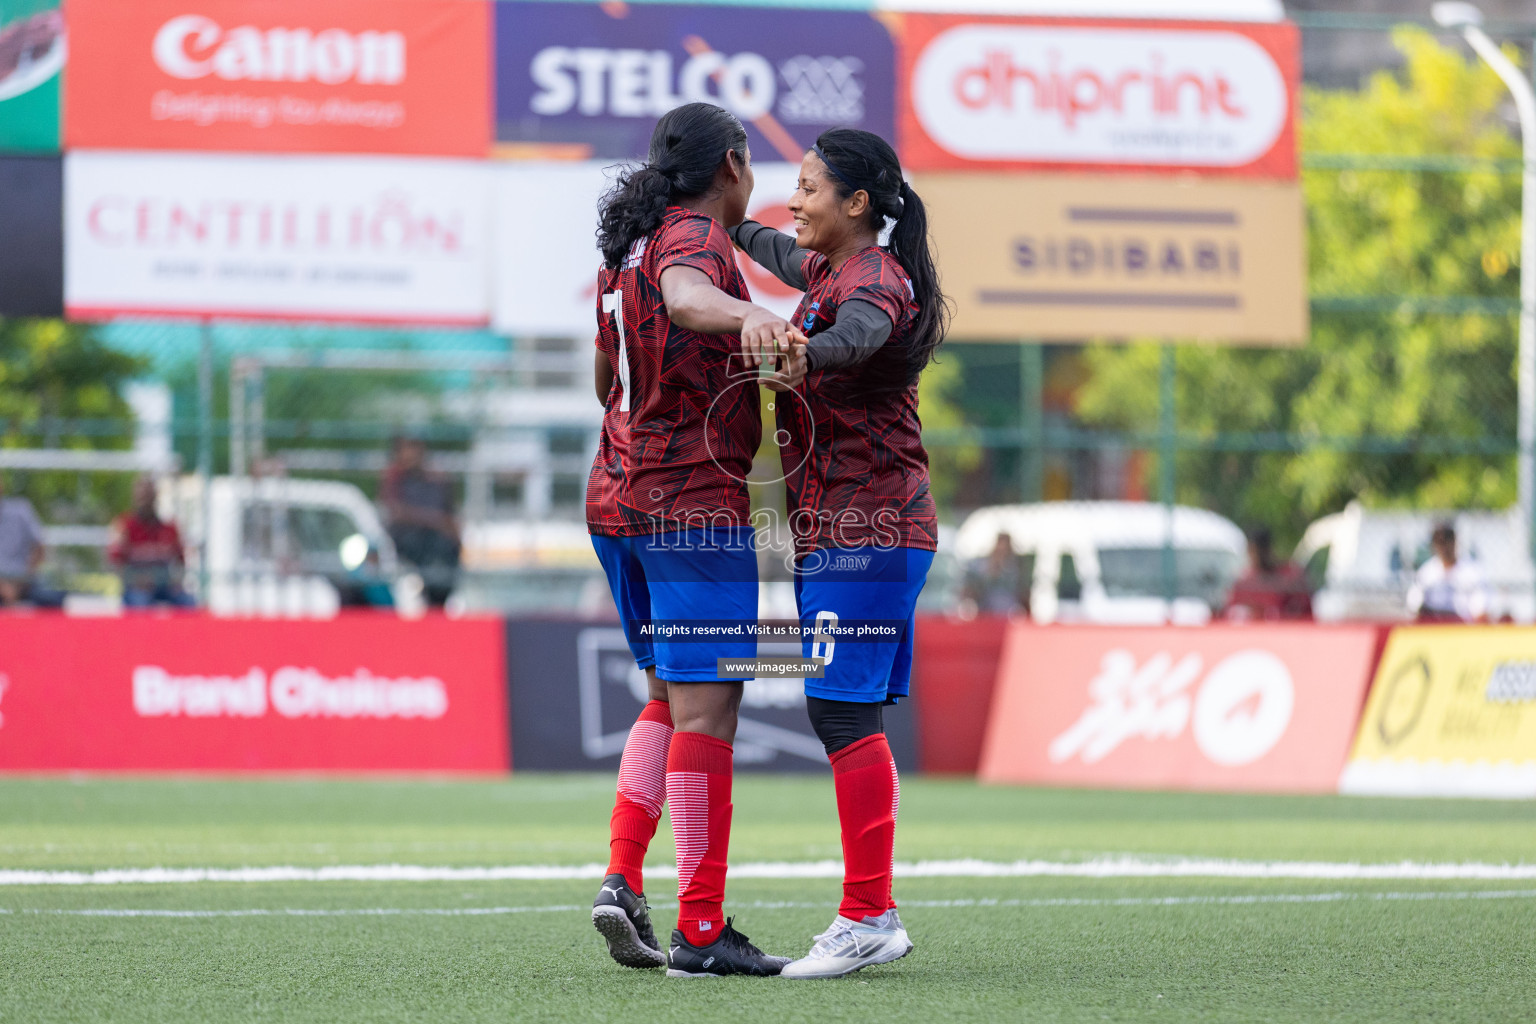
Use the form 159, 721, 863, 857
1407, 523, 1490, 622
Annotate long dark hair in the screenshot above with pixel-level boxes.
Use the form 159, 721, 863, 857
597, 102, 748, 270
813, 127, 950, 381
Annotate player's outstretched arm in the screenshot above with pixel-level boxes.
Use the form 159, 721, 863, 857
659, 264, 796, 368
728, 221, 810, 291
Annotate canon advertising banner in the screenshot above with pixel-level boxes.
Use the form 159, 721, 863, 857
65, 151, 492, 324
493, 160, 804, 336
980, 624, 1380, 793
64, 0, 490, 156
899, 15, 1299, 178
0, 616, 508, 772
494, 1, 895, 162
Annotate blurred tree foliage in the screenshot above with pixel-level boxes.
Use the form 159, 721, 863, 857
918, 351, 982, 508
0, 318, 145, 522
1074, 28, 1521, 549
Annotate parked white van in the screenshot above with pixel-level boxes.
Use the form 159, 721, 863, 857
1293, 501, 1535, 623
953, 502, 1247, 625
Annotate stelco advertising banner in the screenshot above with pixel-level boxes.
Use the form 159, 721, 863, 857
979, 624, 1380, 793
493, 160, 803, 336
0, 0, 64, 152
917, 172, 1307, 344
64, 0, 490, 156
0, 155, 62, 317
899, 15, 1299, 178
0, 616, 508, 771
494, 1, 895, 161
65, 151, 492, 325
1340, 626, 1536, 799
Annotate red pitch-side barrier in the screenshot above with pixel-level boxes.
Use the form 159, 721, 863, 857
978, 623, 1383, 793
0, 614, 508, 772
911, 615, 1011, 773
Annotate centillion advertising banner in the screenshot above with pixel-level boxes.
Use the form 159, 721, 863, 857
916, 172, 1307, 344
1341, 626, 1536, 798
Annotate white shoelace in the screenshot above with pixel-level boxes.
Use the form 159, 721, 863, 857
805, 917, 861, 960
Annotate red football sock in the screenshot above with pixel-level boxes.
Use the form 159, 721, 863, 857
667, 730, 733, 946
830, 733, 899, 920
606, 699, 673, 893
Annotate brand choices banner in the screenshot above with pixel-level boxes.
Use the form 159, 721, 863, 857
979, 624, 1379, 792
493, 160, 803, 336
65, 151, 492, 324
1341, 626, 1536, 799
899, 15, 1299, 177
0, 615, 508, 771
64, 0, 489, 156
0, 0, 64, 152
495, 1, 895, 161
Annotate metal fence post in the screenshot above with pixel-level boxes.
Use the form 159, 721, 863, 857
1159, 345, 1177, 615
197, 321, 214, 603
1020, 341, 1043, 503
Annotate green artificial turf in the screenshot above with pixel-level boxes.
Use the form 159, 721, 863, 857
1, 777, 1533, 1023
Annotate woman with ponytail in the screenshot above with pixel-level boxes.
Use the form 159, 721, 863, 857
728, 126, 950, 979
585, 101, 801, 980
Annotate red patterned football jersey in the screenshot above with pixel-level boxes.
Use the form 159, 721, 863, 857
585, 207, 760, 536
777, 245, 938, 557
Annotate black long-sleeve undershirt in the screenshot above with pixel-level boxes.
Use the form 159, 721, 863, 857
729, 220, 893, 372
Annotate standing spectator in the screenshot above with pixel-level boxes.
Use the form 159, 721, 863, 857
0, 474, 44, 607
1407, 523, 1490, 623
961, 532, 1030, 616
1223, 527, 1313, 621
108, 476, 195, 608
381, 435, 460, 606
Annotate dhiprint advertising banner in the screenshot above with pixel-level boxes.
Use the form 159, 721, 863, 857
65, 151, 492, 325
898, 15, 1299, 178
0, 0, 64, 152
1341, 626, 1536, 799
917, 172, 1307, 344
64, 0, 490, 156
494, 1, 895, 162
979, 624, 1380, 793
493, 160, 803, 336
0, 615, 508, 772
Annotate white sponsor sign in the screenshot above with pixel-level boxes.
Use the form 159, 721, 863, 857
911, 25, 1288, 167
65, 151, 491, 324
492, 160, 803, 337
1048, 648, 1295, 767
131, 665, 449, 720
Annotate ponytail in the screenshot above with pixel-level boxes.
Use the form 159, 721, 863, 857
597, 102, 749, 270
813, 128, 951, 384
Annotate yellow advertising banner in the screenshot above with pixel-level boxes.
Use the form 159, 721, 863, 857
914, 172, 1307, 345
1340, 626, 1536, 798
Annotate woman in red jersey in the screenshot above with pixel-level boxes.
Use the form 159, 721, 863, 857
585, 102, 805, 979
729, 127, 950, 978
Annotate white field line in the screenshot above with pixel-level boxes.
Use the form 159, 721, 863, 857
5, 889, 1536, 918
3, 857, 1536, 886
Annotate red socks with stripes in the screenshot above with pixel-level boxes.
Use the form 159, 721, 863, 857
830, 733, 900, 919
667, 730, 734, 946
606, 699, 674, 894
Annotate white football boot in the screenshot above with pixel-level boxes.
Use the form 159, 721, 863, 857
779, 909, 913, 979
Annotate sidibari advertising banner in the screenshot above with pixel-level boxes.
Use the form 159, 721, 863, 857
494, 1, 895, 162
1341, 626, 1536, 799
0, 0, 63, 152
65, 151, 492, 325
64, 0, 489, 156
492, 160, 803, 336
898, 15, 1298, 178
979, 624, 1380, 793
0, 615, 508, 771
915, 172, 1307, 344
504, 618, 916, 772
0, 155, 62, 316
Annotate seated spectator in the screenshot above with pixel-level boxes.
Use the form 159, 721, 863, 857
1223, 527, 1312, 621
381, 435, 460, 607
0, 474, 44, 607
961, 532, 1030, 616
109, 476, 195, 608
1407, 523, 1489, 623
